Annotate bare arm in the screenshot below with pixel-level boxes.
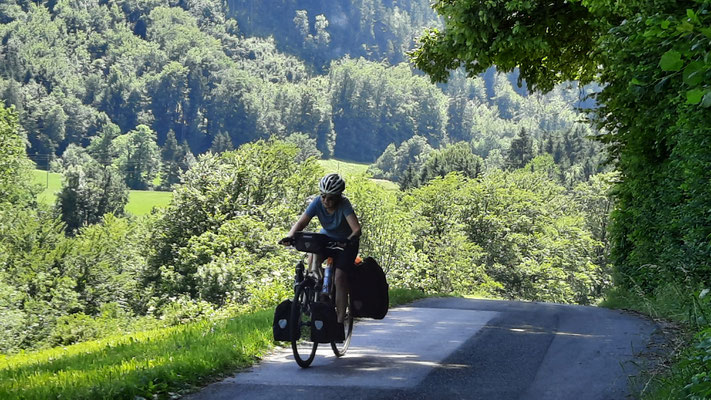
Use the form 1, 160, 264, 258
346, 213, 361, 241
287, 212, 313, 238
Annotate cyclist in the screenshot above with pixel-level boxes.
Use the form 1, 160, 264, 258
283, 173, 361, 337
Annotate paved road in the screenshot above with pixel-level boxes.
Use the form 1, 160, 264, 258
187, 298, 662, 400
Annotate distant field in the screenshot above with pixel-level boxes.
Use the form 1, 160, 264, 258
32, 170, 63, 205
32, 170, 173, 215
318, 159, 398, 191
318, 159, 370, 175
32, 160, 396, 215
125, 190, 173, 214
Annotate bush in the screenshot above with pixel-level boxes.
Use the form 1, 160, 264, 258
159, 295, 217, 326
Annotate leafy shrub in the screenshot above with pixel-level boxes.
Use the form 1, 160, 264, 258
159, 295, 217, 326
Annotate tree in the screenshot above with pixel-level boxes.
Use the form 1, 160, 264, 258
159, 130, 194, 190
55, 145, 128, 233
146, 140, 322, 300
0, 103, 33, 205
87, 122, 120, 167
369, 135, 433, 182
284, 132, 322, 163
112, 125, 161, 190
506, 128, 534, 170
408, 142, 483, 189
411, 0, 711, 291
209, 131, 233, 153
409, 0, 601, 92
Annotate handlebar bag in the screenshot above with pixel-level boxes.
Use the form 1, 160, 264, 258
292, 232, 330, 253
272, 299, 293, 342
309, 301, 338, 343
349, 257, 389, 319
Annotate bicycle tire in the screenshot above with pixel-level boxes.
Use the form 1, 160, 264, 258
331, 296, 354, 357
290, 283, 318, 368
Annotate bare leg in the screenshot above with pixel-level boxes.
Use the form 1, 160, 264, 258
308, 254, 324, 278
334, 268, 349, 323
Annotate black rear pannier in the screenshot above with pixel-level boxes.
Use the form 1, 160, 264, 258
310, 301, 339, 343
272, 299, 292, 341
349, 257, 389, 319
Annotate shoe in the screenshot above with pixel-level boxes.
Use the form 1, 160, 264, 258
333, 321, 345, 342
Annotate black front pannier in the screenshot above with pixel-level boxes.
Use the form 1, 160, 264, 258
272, 299, 293, 341
309, 301, 338, 343
349, 257, 389, 319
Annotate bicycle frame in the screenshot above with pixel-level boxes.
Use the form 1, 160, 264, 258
288, 233, 353, 367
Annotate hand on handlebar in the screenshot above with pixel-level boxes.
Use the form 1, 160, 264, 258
279, 236, 295, 246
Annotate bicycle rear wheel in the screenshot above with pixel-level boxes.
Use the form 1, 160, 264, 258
291, 283, 318, 368
331, 295, 354, 357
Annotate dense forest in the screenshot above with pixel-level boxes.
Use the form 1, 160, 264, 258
0, 0, 603, 171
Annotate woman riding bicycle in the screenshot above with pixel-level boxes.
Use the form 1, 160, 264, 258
283, 173, 361, 335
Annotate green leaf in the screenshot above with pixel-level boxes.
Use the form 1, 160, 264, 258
686, 88, 704, 104
687, 9, 697, 21
661, 20, 670, 29
678, 21, 694, 32
654, 76, 671, 93
630, 78, 645, 86
702, 92, 711, 108
683, 61, 705, 87
660, 51, 683, 72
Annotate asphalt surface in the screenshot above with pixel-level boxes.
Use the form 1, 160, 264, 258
186, 298, 663, 400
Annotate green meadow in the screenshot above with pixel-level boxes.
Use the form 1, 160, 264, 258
32, 160, 396, 215
318, 159, 399, 191
32, 170, 172, 215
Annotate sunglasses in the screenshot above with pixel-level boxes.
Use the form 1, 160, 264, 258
320, 194, 340, 201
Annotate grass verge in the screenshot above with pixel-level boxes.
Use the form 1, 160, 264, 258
1, 288, 430, 399
601, 284, 711, 399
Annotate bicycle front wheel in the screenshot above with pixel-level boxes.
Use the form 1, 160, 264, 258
291, 283, 318, 368
331, 296, 354, 357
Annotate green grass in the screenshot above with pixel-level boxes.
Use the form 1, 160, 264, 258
388, 288, 430, 307
0, 288, 430, 400
125, 190, 173, 215
318, 158, 370, 175
32, 170, 173, 215
31, 169, 63, 205
0, 310, 274, 399
318, 159, 399, 191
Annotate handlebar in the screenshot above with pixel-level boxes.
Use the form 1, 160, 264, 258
279, 231, 347, 252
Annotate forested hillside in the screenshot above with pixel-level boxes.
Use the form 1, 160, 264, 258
0, 0, 602, 172
226, 0, 441, 69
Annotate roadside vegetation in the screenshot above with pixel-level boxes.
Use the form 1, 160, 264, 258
412, 1, 711, 398
0, 288, 428, 400
603, 284, 711, 399
2, 109, 612, 354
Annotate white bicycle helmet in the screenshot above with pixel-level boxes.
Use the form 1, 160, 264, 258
319, 173, 346, 195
